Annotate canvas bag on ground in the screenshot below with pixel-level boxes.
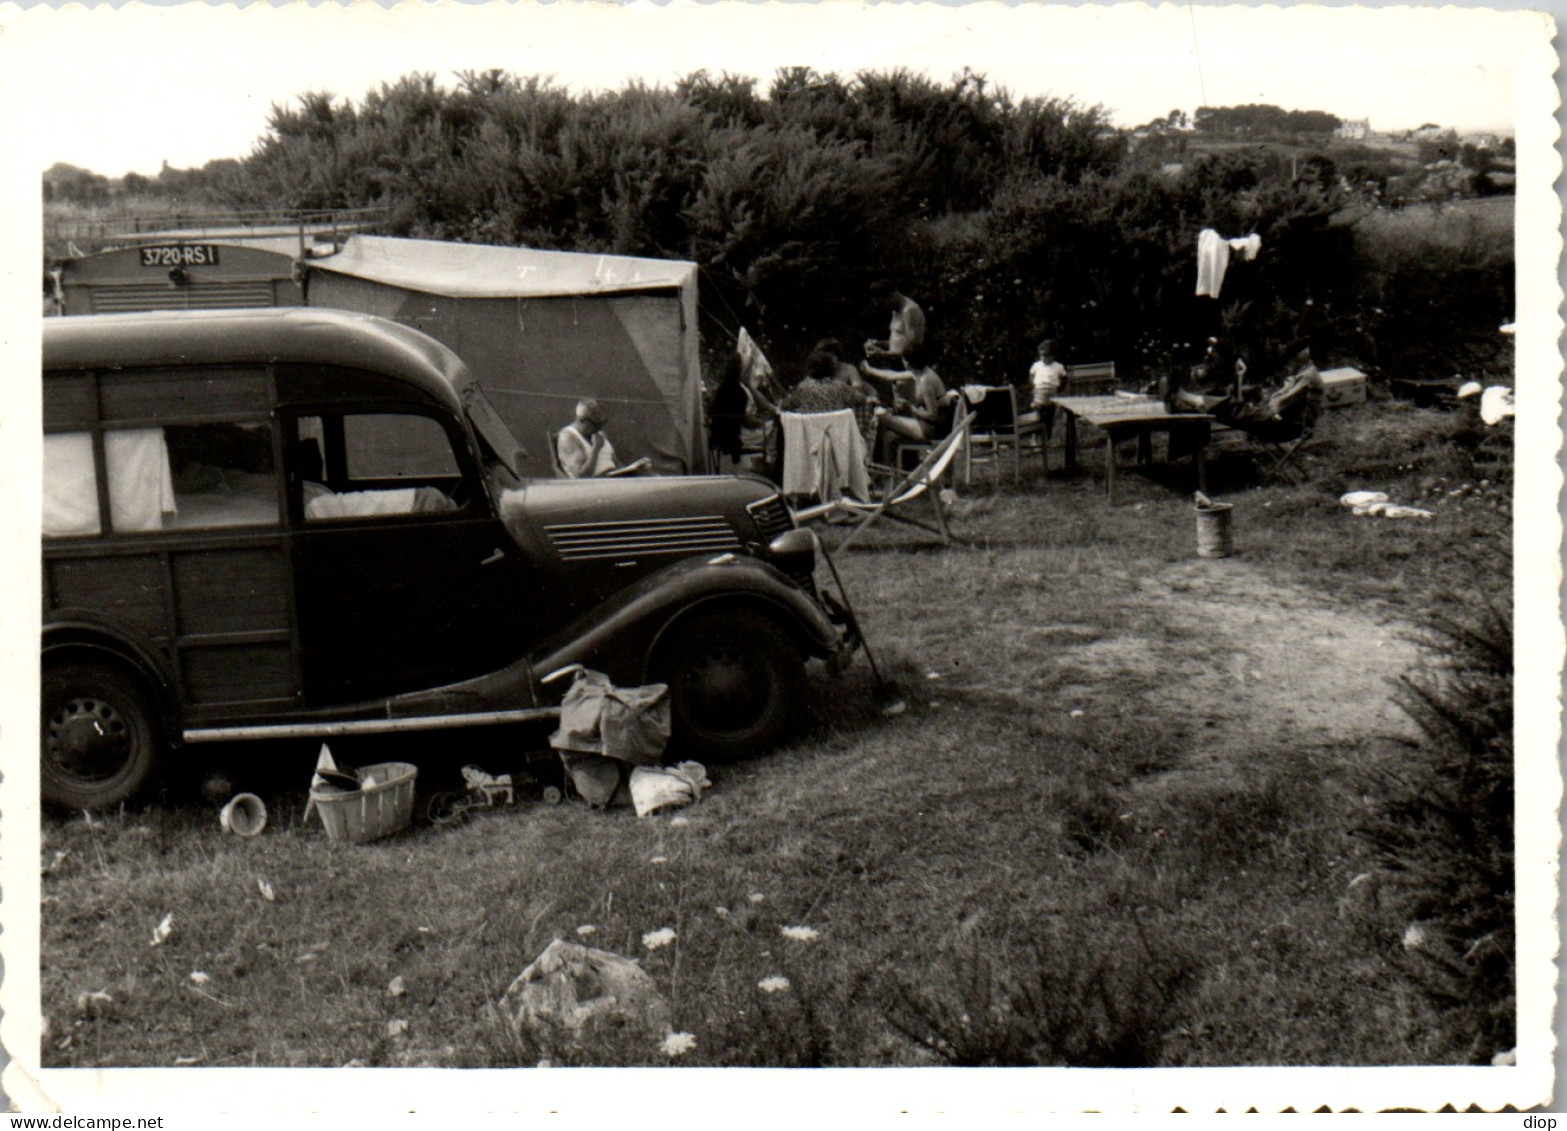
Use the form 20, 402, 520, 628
550, 668, 672, 806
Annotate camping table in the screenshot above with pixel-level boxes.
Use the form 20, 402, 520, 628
1053, 394, 1214, 503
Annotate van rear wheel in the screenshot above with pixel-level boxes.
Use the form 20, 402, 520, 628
41, 661, 164, 812
652, 609, 804, 761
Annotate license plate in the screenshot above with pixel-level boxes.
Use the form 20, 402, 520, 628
139, 244, 221, 268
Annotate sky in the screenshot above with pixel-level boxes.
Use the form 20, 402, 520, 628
0, 1, 1540, 179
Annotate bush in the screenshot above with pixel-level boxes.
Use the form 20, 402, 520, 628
874, 922, 1194, 1066
1354, 547, 1514, 1063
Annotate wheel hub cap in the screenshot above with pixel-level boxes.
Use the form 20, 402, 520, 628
47, 698, 130, 782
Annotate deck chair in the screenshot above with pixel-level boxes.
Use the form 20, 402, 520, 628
794, 411, 975, 551
546, 430, 568, 477
1254, 379, 1324, 482
959, 385, 1047, 485
1212, 373, 1325, 483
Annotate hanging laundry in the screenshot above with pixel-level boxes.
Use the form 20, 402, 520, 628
1195, 229, 1263, 298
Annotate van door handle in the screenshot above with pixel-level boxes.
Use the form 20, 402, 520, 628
481, 548, 506, 565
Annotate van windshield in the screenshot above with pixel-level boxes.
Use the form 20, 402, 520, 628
463, 385, 523, 479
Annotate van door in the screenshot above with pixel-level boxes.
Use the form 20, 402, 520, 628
287, 408, 532, 706
43, 367, 300, 721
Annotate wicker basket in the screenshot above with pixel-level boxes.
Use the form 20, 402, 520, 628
311, 762, 418, 844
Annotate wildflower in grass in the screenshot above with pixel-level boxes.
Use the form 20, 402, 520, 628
748, 892, 766, 904
650, 855, 668, 865
780, 925, 820, 943
575, 924, 597, 937
758, 975, 790, 994
1403, 922, 1428, 951
714, 906, 730, 917
643, 927, 677, 950
188, 971, 210, 985
670, 816, 690, 828
150, 913, 174, 947
660, 1031, 696, 1057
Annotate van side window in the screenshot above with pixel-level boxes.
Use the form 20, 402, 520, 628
43, 423, 278, 536
298, 412, 463, 523
165, 423, 278, 530
42, 433, 102, 537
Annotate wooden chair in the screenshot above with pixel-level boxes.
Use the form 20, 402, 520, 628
794, 412, 975, 550
960, 385, 1047, 485
1058, 362, 1118, 455
1062, 361, 1118, 397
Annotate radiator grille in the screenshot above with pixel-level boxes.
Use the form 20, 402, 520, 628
89, 282, 277, 313
545, 515, 740, 561
746, 494, 793, 542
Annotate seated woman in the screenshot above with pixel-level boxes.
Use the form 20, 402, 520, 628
862, 346, 955, 462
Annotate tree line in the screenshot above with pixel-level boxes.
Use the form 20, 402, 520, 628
51, 73, 1515, 386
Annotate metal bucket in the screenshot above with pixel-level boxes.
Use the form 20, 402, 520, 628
1195, 502, 1234, 558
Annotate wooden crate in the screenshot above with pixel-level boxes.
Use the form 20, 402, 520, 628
1319, 367, 1367, 408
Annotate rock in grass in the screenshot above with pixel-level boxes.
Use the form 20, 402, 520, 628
504, 938, 671, 1058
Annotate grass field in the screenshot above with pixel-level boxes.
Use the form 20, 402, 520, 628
36, 399, 1516, 1074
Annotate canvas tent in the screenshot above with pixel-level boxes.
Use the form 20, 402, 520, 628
304, 237, 705, 476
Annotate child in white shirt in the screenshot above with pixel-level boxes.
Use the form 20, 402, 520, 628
1019, 339, 1065, 437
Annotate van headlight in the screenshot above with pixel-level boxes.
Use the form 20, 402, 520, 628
763, 527, 818, 576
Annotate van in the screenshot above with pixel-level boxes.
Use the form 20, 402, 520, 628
41, 308, 858, 810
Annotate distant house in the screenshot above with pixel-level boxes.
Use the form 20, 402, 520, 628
1465, 132, 1503, 150
1407, 124, 1448, 143
1334, 118, 1371, 141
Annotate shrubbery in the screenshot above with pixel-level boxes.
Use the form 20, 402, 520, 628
212, 70, 1514, 388
1353, 548, 1515, 1063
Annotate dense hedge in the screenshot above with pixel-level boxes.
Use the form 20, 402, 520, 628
218, 70, 1513, 388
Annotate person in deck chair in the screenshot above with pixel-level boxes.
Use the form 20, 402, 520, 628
1191, 344, 1323, 444
557, 398, 628, 478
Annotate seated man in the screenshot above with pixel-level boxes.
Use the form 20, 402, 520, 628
556, 398, 649, 478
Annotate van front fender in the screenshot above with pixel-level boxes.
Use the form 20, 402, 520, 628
529, 556, 847, 689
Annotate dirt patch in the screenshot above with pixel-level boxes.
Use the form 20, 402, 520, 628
1055, 557, 1421, 756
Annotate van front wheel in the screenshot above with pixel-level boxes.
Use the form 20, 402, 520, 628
652, 609, 804, 761
41, 661, 164, 811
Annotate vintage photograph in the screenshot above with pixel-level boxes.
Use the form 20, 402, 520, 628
1, 0, 1558, 1115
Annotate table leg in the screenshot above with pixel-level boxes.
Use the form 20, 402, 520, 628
1138, 428, 1153, 465
1064, 412, 1078, 472
1104, 428, 1116, 502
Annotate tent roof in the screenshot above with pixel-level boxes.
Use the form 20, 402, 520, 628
309, 235, 695, 300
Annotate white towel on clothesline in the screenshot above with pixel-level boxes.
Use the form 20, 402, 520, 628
1195, 229, 1262, 298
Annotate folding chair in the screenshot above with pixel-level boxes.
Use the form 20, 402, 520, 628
1254, 386, 1323, 483
794, 412, 975, 550
1213, 376, 1325, 484
960, 385, 1047, 485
